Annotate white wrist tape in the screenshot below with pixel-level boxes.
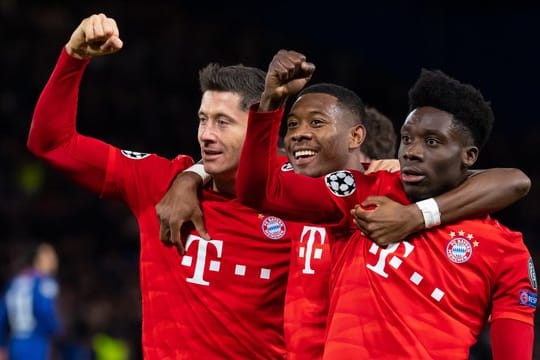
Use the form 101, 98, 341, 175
416, 198, 441, 228
184, 163, 211, 185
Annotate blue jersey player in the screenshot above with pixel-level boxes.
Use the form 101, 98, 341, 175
0, 243, 62, 360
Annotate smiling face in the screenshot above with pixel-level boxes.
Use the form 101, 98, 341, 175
284, 93, 364, 178
197, 90, 248, 184
398, 106, 478, 202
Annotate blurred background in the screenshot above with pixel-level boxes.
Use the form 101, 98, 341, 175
1, 0, 539, 358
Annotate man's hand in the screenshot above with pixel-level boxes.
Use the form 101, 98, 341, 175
66, 13, 123, 59
259, 50, 316, 111
365, 159, 400, 174
155, 172, 210, 255
351, 196, 424, 246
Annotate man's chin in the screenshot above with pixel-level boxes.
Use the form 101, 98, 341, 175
403, 184, 430, 202
294, 164, 326, 178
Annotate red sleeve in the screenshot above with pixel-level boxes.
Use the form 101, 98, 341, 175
490, 229, 536, 326
235, 105, 343, 223
491, 318, 534, 360
26, 49, 196, 212
27, 48, 110, 194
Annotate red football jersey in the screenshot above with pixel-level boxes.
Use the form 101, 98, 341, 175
284, 220, 331, 360
274, 160, 406, 360
323, 218, 536, 359
235, 108, 409, 357
236, 108, 537, 359
28, 49, 292, 359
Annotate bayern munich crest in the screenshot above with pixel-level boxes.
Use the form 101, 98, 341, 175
446, 237, 473, 264
325, 170, 356, 197
261, 216, 286, 240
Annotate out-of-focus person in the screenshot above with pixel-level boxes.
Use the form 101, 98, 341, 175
0, 242, 62, 360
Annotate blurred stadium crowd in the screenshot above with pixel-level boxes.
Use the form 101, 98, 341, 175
1, 1, 539, 358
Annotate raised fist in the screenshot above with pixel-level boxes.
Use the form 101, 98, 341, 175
66, 13, 123, 59
259, 50, 315, 111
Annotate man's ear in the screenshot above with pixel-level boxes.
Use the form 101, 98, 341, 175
349, 124, 366, 151
462, 145, 479, 167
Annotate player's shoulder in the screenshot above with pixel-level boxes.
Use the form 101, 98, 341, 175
467, 217, 523, 242
117, 148, 194, 173
277, 156, 294, 172
449, 217, 528, 257
364, 168, 401, 182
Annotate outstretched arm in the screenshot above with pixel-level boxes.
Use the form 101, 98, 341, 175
353, 168, 530, 245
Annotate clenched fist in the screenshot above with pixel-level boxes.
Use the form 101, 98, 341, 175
259, 49, 316, 112
66, 13, 123, 59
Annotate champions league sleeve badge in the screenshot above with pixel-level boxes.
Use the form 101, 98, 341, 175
528, 257, 537, 290
325, 170, 356, 197
281, 162, 294, 172
121, 149, 151, 160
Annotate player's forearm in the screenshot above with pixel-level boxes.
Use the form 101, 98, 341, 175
491, 318, 533, 360
434, 168, 530, 224
236, 106, 284, 208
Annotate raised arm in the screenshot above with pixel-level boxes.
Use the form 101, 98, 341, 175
353, 168, 530, 245
27, 14, 123, 194
235, 50, 343, 223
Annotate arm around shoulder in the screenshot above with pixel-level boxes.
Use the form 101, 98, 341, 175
435, 168, 530, 224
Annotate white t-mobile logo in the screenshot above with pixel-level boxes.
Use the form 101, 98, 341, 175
299, 226, 327, 274
366, 241, 415, 278
181, 235, 223, 286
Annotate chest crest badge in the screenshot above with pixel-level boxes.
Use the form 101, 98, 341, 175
261, 216, 286, 240
446, 230, 475, 264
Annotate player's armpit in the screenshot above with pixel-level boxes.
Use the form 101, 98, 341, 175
490, 318, 533, 360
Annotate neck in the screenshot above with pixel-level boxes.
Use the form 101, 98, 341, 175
358, 152, 371, 164
345, 153, 366, 173
211, 176, 236, 197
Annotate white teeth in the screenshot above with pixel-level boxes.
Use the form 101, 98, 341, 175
294, 150, 316, 159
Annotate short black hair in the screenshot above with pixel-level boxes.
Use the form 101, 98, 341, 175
298, 83, 366, 125
361, 107, 397, 159
408, 69, 494, 149
199, 63, 266, 111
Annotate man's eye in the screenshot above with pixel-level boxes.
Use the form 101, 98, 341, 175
217, 119, 229, 126
426, 138, 439, 146
287, 121, 298, 128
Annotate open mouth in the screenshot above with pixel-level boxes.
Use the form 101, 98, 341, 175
293, 149, 317, 165
294, 149, 316, 160
401, 167, 425, 183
